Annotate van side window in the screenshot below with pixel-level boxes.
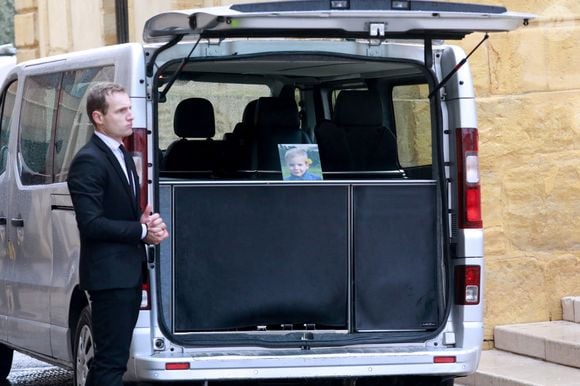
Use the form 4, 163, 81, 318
17, 66, 113, 185
54, 66, 114, 182
392, 83, 432, 169
0, 81, 18, 175
19, 74, 60, 185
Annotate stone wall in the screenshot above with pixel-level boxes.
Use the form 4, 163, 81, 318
12, 0, 580, 347
14, 0, 110, 61
455, 0, 580, 345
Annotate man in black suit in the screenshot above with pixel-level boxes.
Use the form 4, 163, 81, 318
67, 82, 168, 386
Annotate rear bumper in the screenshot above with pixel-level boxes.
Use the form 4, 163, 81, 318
129, 345, 481, 382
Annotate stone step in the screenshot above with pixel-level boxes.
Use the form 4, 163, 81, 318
458, 349, 580, 386
562, 296, 580, 323
494, 320, 580, 369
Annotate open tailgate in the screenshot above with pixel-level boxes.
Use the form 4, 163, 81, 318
144, 0, 534, 42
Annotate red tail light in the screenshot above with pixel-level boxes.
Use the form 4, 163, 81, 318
141, 281, 151, 310
123, 128, 148, 211
166, 362, 190, 370
124, 129, 150, 310
455, 265, 481, 305
434, 356, 457, 364
456, 128, 482, 228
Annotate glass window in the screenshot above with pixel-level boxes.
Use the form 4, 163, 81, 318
158, 80, 270, 149
392, 84, 432, 168
19, 74, 60, 185
54, 66, 114, 182
0, 81, 18, 175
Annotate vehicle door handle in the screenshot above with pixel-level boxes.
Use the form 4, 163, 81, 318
0, 217, 6, 225
11, 218, 24, 227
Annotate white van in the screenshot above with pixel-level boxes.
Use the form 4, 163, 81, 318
0, 1, 532, 385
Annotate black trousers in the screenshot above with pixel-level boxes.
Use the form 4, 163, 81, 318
86, 287, 141, 386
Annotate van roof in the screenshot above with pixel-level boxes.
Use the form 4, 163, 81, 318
143, 0, 534, 43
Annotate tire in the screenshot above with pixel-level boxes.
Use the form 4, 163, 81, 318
0, 343, 13, 379
73, 306, 94, 386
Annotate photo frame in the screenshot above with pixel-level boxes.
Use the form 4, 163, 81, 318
278, 144, 323, 181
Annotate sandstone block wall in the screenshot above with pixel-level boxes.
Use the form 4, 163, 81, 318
456, 0, 580, 344
12, 0, 580, 347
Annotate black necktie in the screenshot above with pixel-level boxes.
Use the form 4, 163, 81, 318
119, 145, 136, 197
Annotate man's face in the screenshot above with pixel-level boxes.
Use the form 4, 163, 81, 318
287, 156, 309, 177
93, 91, 134, 142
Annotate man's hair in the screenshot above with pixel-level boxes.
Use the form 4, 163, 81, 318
86, 82, 126, 126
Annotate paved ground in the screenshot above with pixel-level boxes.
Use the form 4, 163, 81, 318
4, 352, 73, 385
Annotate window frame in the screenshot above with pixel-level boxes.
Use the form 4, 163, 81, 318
0, 80, 18, 176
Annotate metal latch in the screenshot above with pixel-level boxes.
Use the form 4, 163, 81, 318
369, 22, 385, 37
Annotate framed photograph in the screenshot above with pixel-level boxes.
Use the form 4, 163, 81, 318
278, 144, 323, 181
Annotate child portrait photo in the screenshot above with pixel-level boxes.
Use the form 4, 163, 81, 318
278, 144, 323, 181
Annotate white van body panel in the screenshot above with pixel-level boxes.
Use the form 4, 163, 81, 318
130, 347, 482, 381
0, 44, 147, 366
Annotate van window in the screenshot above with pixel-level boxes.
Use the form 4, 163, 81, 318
54, 66, 114, 182
158, 80, 270, 149
392, 83, 432, 168
19, 73, 60, 185
17, 66, 113, 184
0, 80, 17, 174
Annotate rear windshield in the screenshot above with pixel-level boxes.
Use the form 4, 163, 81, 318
156, 53, 434, 180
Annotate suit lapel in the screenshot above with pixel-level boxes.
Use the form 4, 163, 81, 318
91, 135, 139, 215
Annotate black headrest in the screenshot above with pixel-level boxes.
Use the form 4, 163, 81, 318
334, 90, 383, 127
232, 99, 259, 139
254, 97, 300, 131
174, 98, 215, 138
242, 99, 258, 126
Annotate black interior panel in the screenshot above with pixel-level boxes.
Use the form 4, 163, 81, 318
173, 184, 349, 332
353, 183, 440, 331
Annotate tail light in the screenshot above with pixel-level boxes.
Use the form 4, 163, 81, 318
456, 128, 482, 228
434, 356, 456, 364
141, 281, 151, 310
455, 265, 480, 305
123, 127, 148, 210
123, 128, 150, 311
166, 362, 190, 370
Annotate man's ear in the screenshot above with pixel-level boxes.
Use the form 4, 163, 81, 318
91, 110, 104, 126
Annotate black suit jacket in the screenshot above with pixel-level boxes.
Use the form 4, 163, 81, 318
67, 134, 145, 291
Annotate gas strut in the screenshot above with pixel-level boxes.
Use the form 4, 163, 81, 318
428, 33, 489, 99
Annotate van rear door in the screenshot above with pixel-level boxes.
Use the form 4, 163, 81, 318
145, 0, 532, 350
144, 0, 532, 43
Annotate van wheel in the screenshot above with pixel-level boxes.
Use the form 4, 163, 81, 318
74, 307, 94, 386
0, 343, 14, 379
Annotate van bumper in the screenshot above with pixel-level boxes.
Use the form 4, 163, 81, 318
128, 345, 481, 382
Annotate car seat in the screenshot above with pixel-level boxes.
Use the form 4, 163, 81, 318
163, 98, 217, 172
252, 97, 310, 171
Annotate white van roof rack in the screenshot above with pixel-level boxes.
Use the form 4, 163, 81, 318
143, 0, 534, 43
